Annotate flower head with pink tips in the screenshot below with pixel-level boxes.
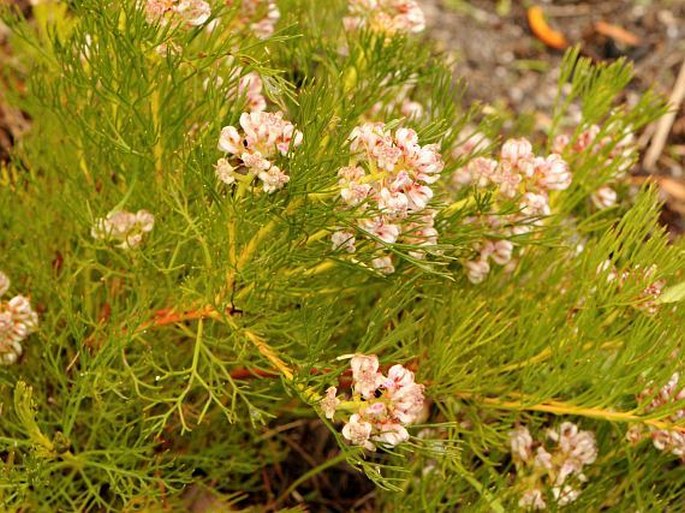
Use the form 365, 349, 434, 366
332, 122, 444, 272
451, 136, 571, 284
216, 111, 303, 194
320, 353, 425, 451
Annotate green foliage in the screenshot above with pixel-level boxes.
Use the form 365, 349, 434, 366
0, 1, 684, 511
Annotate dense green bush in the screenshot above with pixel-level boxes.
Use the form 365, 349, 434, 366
1, 1, 684, 510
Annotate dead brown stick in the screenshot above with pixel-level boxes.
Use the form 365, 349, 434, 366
644, 59, 685, 172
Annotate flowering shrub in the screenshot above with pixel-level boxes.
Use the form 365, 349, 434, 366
0, 0, 684, 511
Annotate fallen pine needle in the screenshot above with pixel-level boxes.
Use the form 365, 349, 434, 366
527, 5, 569, 50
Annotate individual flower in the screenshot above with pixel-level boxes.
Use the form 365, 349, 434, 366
509, 426, 534, 463
321, 386, 341, 420
591, 186, 618, 209
501, 138, 533, 164
331, 231, 357, 253
371, 255, 395, 275
342, 414, 375, 450
549, 422, 598, 484
404, 211, 438, 259
215, 157, 237, 185
452, 130, 492, 160
535, 154, 571, 191
258, 165, 290, 193
92, 209, 155, 250
465, 259, 490, 284
344, 0, 426, 35
552, 485, 581, 507
216, 111, 302, 194
350, 354, 383, 399
234, 72, 267, 112
322, 354, 425, 451
338, 166, 371, 206
519, 488, 546, 510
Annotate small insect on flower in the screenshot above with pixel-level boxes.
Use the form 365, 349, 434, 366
92, 209, 155, 250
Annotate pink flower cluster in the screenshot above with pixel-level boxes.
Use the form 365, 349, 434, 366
144, 0, 211, 27
510, 422, 598, 510
599, 261, 666, 314
217, 111, 303, 194
333, 122, 444, 273
0, 271, 39, 365
627, 372, 685, 460
452, 137, 571, 283
91, 209, 155, 250
320, 354, 425, 451
344, 0, 426, 35
553, 123, 635, 210
225, 0, 280, 39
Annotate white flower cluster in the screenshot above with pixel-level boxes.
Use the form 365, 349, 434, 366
343, 0, 426, 35
333, 122, 444, 274
225, 0, 280, 39
627, 372, 685, 460
599, 261, 666, 315
320, 354, 425, 451
553, 123, 635, 210
144, 0, 211, 27
91, 209, 155, 250
510, 422, 598, 510
452, 137, 572, 284
216, 111, 303, 193
0, 271, 39, 365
